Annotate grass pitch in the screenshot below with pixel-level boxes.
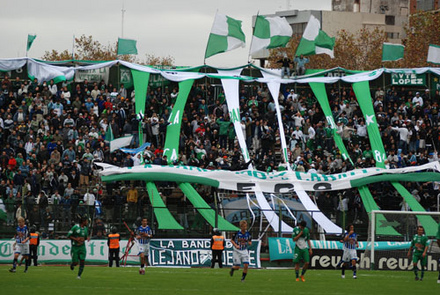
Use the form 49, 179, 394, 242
0, 265, 438, 295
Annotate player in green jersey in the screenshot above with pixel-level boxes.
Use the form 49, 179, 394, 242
292, 220, 313, 282
67, 216, 90, 279
407, 226, 428, 281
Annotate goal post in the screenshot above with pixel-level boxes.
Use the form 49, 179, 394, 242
368, 210, 440, 270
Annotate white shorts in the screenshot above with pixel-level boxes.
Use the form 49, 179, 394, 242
342, 248, 358, 262
14, 242, 30, 255
233, 248, 249, 266
138, 244, 150, 256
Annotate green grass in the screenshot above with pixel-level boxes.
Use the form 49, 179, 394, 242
0, 265, 439, 295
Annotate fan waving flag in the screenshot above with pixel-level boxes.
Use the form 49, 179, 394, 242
427, 44, 440, 64
295, 15, 334, 58
205, 13, 245, 59
117, 38, 138, 55
382, 43, 404, 62
250, 15, 292, 55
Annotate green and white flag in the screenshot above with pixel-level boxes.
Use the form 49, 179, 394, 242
382, 43, 404, 62
427, 44, 440, 64
117, 38, 138, 55
205, 13, 245, 59
110, 136, 133, 152
295, 15, 334, 58
27, 34, 37, 51
250, 15, 292, 55
105, 124, 114, 142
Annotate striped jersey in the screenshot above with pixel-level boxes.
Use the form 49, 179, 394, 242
232, 230, 252, 251
15, 225, 29, 244
136, 225, 152, 245
343, 231, 358, 250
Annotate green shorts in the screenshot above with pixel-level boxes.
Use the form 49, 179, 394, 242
412, 252, 427, 266
293, 247, 310, 264
71, 246, 87, 263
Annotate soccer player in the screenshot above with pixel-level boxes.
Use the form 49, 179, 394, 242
67, 216, 90, 279
9, 217, 30, 273
292, 220, 312, 282
136, 218, 153, 275
341, 224, 359, 279
230, 220, 252, 282
407, 225, 428, 281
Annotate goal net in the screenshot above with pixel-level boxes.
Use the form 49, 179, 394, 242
361, 210, 440, 271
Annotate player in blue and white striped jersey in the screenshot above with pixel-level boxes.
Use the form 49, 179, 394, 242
341, 224, 359, 279
136, 218, 153, 275
10, 217, 30, 273
230, 220, 252, 282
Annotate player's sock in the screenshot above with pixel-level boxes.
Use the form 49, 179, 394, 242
78, 262, 85, 277
301, 269, 307, 276
12, 258, 17, 269
341, 264, 345, 276
241, 272, 247, 281
420, 267, 424, 279
25, 259, 29, 271
295, 270, 299, 278
141, 264, 145, 268
413, 267, 418, 278
352, 265, 356, 276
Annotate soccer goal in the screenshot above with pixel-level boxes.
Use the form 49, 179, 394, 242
362, 210, 440, 270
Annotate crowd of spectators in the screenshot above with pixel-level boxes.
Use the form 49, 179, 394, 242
0, 70, 439, 235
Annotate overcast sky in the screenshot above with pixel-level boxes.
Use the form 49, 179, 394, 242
0, 0, 330, 67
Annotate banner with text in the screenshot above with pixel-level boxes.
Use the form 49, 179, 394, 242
75, 67, 110, 83
150, 238, 261, 268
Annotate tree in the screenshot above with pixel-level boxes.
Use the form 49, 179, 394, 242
268, 27, 388, 71
401, 11, 440, 68
41, 34, 174, 66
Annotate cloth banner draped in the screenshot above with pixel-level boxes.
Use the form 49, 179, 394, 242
131, 69, 151, 145
263, 71, 341, 234
220, 69, 293, 233
163, 79, 194, 162
353, 81, 438, 235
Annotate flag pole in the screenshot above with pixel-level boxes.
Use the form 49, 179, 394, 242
204, 10, 218, 65
72, 35, 75, 61
247, 11, 259, 64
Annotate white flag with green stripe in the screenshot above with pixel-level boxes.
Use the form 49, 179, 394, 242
427, 44, 440, 64
250, 15, 292, 55
295, 15, 335, 58
205, 13, 246, 59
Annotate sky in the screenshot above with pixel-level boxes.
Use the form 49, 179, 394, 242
0, 0, 330, 67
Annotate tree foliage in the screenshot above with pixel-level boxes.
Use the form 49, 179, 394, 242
268, 27, 387, 71
401, 11, 440, 68
41, 34, 174, 66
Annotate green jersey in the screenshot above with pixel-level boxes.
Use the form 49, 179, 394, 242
292, 226, 310, 250
410, 234, 428, 253
67, 224, 89, 247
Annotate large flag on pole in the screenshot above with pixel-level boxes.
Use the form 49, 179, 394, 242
27, 34, 37, 51
382, 43, 404, 62
205, 13, 245, 59
295, 15, 334, 58
117, 38, 138, 55
250, 15, 292, 55
427, 44, 440, 64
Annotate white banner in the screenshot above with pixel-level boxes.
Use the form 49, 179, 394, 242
99, 162, 440, 193
75, 67, 110, 83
